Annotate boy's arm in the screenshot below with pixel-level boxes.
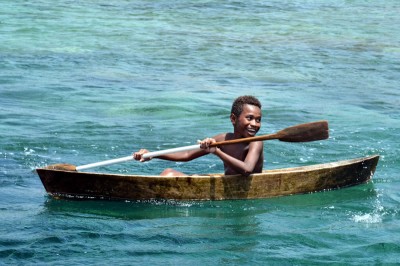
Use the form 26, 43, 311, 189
213, 141, 263, 176
133, 133, 227, 162
155, 148, 208, 162
134, 147, 208, 162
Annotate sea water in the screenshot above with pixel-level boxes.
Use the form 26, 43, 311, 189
1, 0, 399, 264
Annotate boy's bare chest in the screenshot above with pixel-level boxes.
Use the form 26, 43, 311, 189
221, 143, 248, 160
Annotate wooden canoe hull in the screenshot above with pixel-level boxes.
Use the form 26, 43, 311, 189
36, 155, 379, 201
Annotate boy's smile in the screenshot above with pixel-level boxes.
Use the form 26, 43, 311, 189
231, 104, 262, 138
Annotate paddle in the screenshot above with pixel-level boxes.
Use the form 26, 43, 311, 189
46, 120, 328, 172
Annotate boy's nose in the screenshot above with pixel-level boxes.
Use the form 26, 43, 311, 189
250, 120, 259, 126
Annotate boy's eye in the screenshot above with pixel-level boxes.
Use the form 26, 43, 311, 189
246, 116, 261, 123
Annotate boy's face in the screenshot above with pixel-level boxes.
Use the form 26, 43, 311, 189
231, 104, 262, 138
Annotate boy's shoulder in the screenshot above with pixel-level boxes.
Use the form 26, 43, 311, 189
213, 132, 232, 142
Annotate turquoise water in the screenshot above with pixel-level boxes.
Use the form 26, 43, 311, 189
1, 0, 399, 264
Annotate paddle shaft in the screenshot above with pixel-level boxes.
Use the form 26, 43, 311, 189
75, 120, 328, 171
76, 145, 200, 171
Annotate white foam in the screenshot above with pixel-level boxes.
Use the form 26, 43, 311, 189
352, 213, 382, 224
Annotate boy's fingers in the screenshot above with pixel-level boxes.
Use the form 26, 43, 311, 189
198, 138, 216, 150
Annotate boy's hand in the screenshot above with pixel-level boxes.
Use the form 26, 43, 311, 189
199, 138, 217, 154
133, 149, 151, 162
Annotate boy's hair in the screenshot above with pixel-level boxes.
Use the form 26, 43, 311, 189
231, 95, 261, 117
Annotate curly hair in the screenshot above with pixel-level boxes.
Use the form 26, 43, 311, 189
231, 95, 262, 117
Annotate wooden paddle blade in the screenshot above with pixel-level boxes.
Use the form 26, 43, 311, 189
45, 164, 77, 171
277, 120, 329, 142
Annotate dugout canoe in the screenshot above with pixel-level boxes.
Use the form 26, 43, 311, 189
36, 155, 379, 201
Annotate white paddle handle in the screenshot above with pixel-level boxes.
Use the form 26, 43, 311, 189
76, 144, 201, 171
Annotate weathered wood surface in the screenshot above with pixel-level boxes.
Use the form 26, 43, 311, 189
36, 155, 379, 201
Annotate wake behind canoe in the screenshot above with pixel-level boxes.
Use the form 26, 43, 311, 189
36, 155, 379, 201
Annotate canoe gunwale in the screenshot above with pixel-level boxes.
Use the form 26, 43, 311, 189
37, 155, 379, 179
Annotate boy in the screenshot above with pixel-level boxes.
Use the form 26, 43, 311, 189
133, 95, 263, 176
